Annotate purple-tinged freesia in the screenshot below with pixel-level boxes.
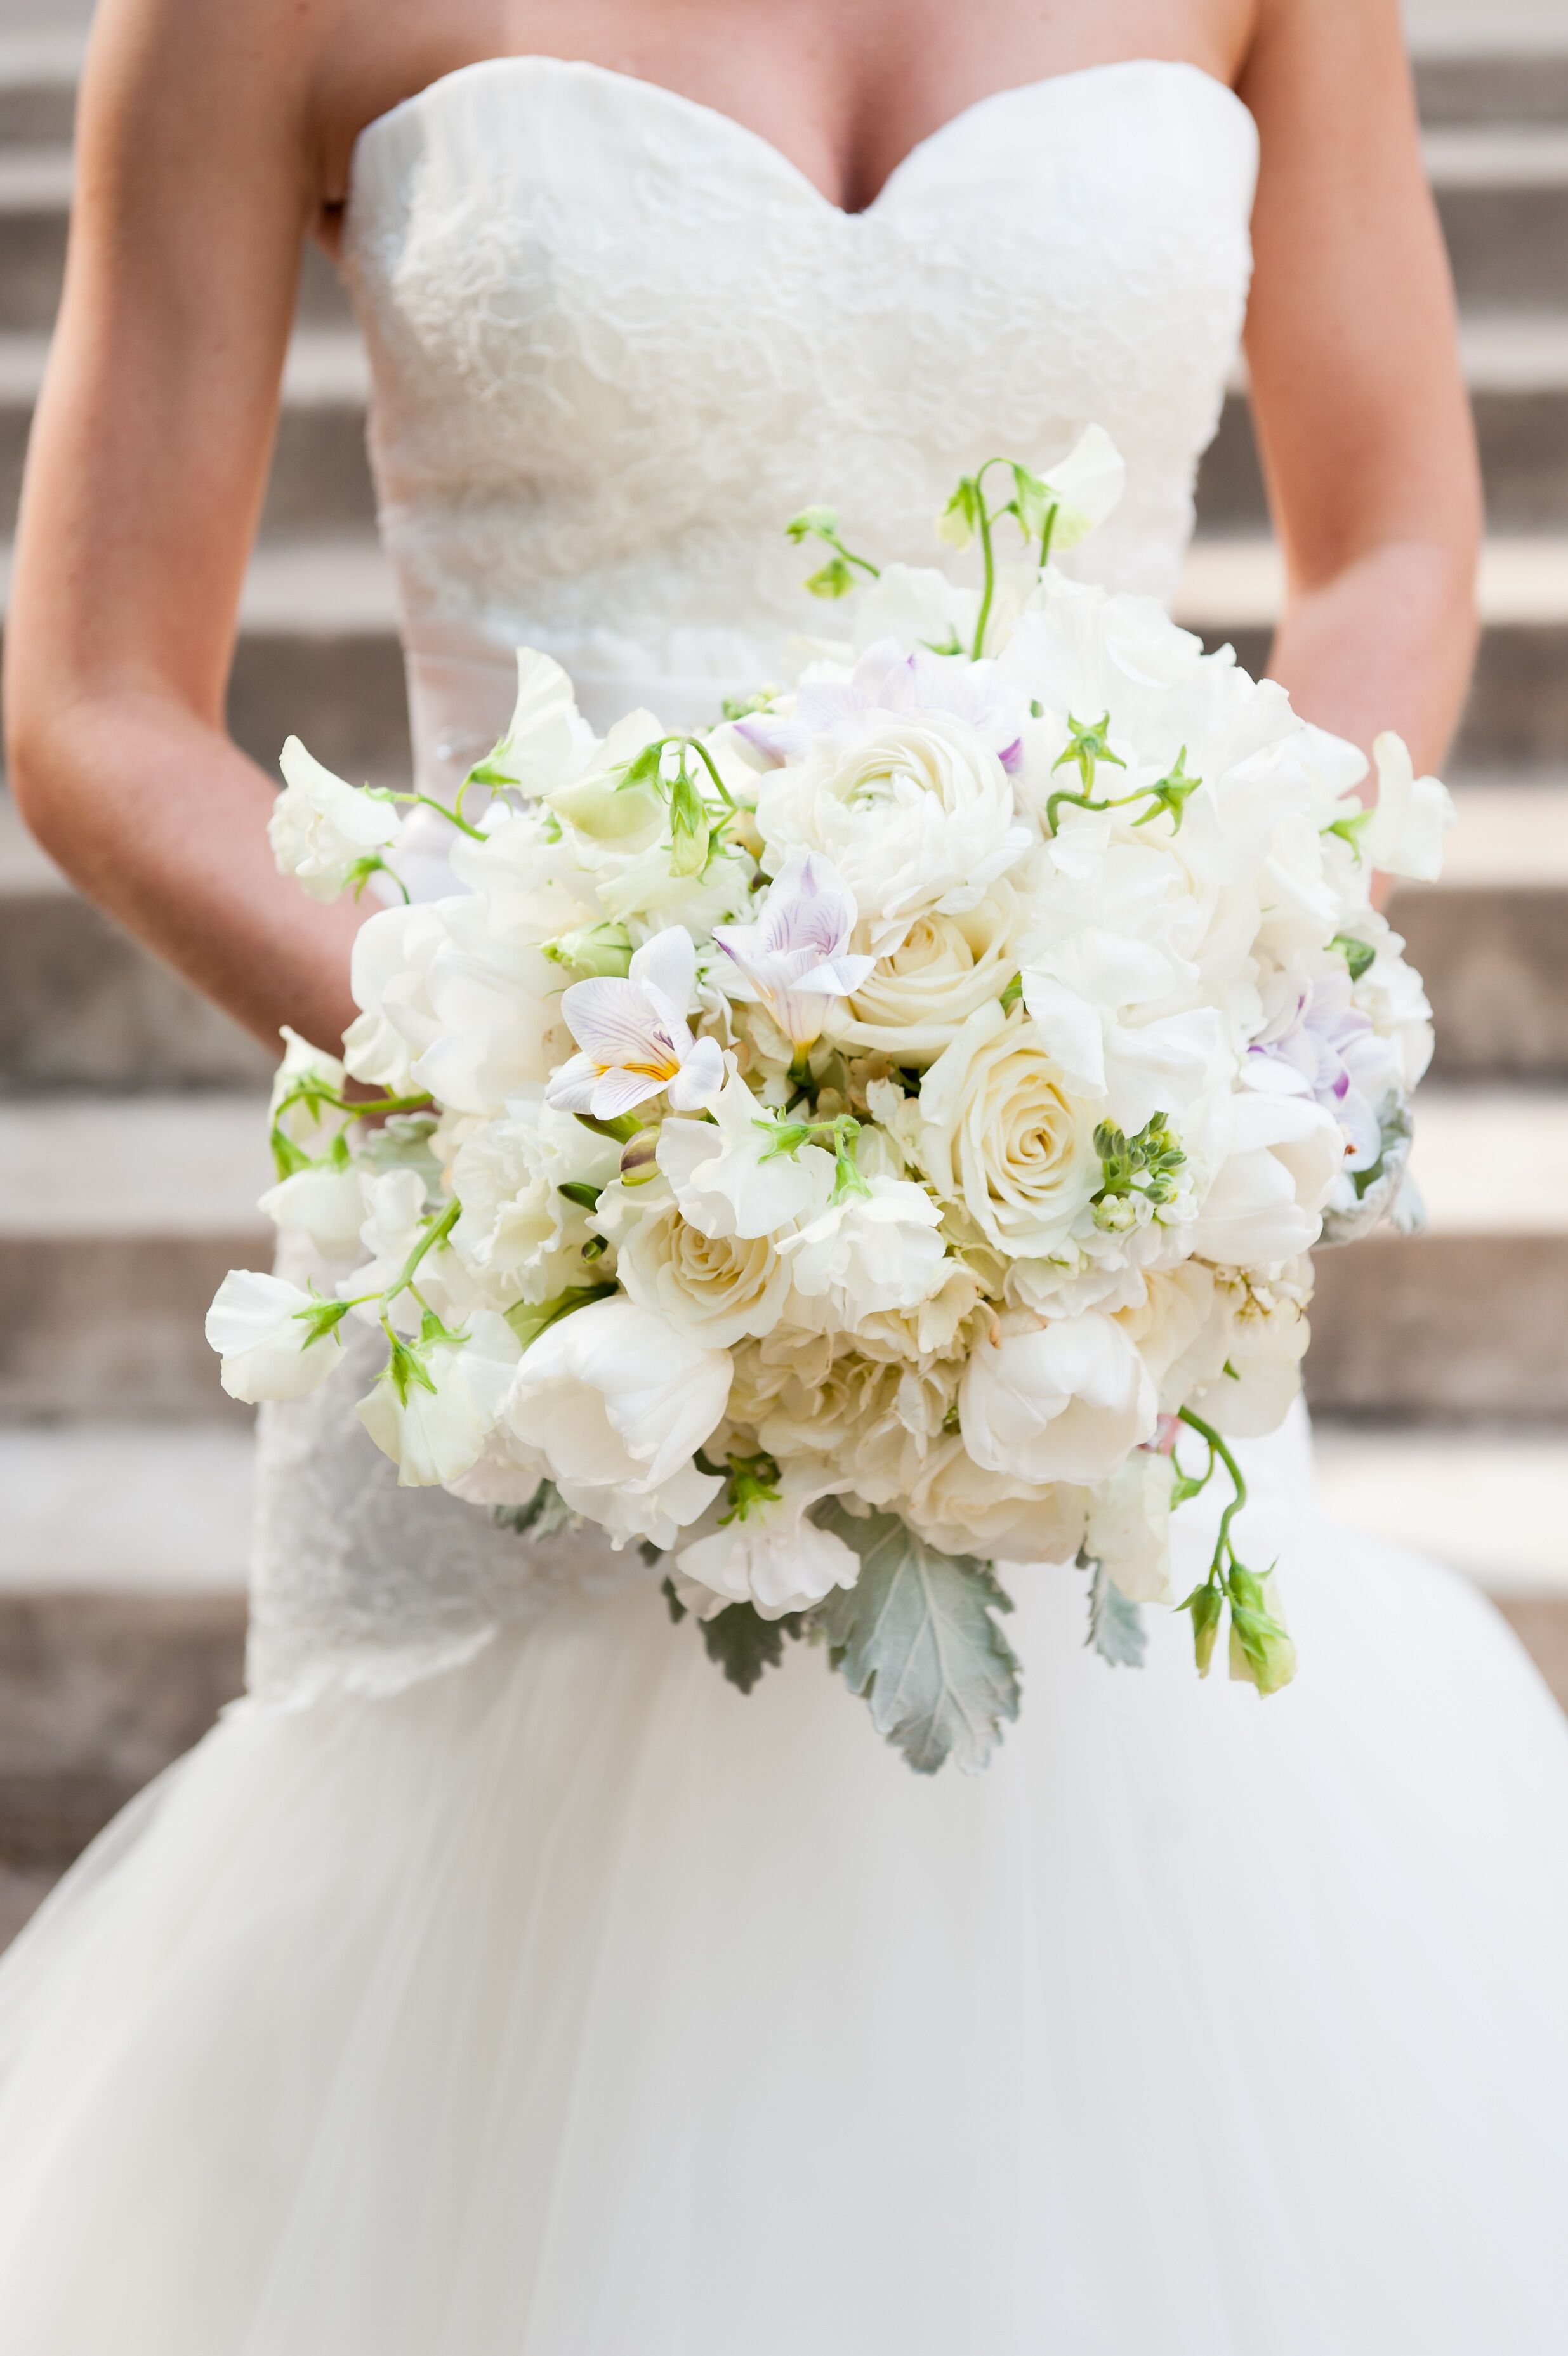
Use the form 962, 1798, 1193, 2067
711, 852, 875, 1049
548, 928, 725, 1119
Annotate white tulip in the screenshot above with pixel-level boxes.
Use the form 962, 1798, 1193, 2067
343, 900, 447, 1094
503, 1296, 732, 1496
268, 737, 400, 902
356, 1312, 518, 1489
1084, 1449, 1178, 1602
656, 1071, 835, 1240
1188, 1093, 1343, 1267
205, 1268, 345, 1404
1362, 733, 1455, 883
959, 1312, 1157, 1485
547, 928, 725, 1119
675, 1464, 859, 1619
778, 1177, 948, 1326
558, 1458, 723, 1551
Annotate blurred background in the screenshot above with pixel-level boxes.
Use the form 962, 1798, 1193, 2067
0, 0, 1565, 1945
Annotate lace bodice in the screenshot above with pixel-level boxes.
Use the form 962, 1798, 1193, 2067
246, 56, 1260, 1710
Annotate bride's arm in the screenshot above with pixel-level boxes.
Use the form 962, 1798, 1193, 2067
1239, 0, 1483, 776
3, 0, 363, 1056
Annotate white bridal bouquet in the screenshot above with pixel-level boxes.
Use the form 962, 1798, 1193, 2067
209, 434, 1449, 1771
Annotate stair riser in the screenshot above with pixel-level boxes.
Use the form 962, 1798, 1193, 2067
1197, 391, 1568, 534
1415, 57, 1568, 126
0, 1235, 263, 1418
0, 216, 352, 335
1224, 624, 1568, 770
1306, 1234, 1568, 1417
1392, 883, 1568, 1075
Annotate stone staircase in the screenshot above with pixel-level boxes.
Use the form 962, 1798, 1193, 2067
2, 19, 1567, 1946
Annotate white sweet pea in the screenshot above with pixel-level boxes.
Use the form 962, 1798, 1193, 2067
258, 1164, 367, 1261
656, 1072, 836, 1239
1361, 732, 1456, 883
959, 1312, 1157, 1485
548, 928, 725, 1119
778, 1176, 948, 1324
205, 1269, 345, 1404
503, 1296, 732, 1496
1188, 1093, 1343, 1267
356, 1311, 519, 1489
1085, 1448, 1178, 1602
342, 900, 446, 1095
675, 1464, 859, 1619
268, 1027, 350, 1154
482, 647, 596, 794
268, 737, 400, 901
1032, 424, 1128, 553
712, 851, 874, 1049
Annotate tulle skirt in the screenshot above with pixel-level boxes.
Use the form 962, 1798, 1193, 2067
2, 1417, 1567, 2353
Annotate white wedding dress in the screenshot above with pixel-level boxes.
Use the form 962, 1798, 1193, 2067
3, 57, 1568, 2353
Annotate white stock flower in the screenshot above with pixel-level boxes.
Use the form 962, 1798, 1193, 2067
205, 1269, 345, 1404
959, 1312, 1157, 1485
917, 1001, 1100, 1258
503, 1296, 732, 1499
548, 928, 725, 1119
1172, 1263, 1314, 1438
449, 1094, 620, 1305
268, 737, 400, 902
1188, 1093, 1343, 1267
616, 1201, 790, 1346
1362, 732, 1455, 882
675, 1464, 858, 1619
356, 1312, 518, 1489
656, 1072, 836, 1240
712, 851, 874, 1049
1085, 1449, 1178, 1602
755, 711, 1028, 943
826, 885, 1023, 1064
778, 1177, 948, 1326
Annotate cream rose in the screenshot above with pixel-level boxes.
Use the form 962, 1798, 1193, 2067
616, 1201, 790, 1348
825, 883, 1024, 1065
918, 1000, 1100, 1258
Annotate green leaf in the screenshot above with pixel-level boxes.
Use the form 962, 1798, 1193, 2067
674, 1589, 805, 1694
803, 555, 856, 600
811, 1503, 1021, 1775
1086, 1562, 1148, 1668
556, 1181, 603, 1213
1330, 930, 1376, 983
494, 1479, 575, 1539
503, 1281, 617, 1352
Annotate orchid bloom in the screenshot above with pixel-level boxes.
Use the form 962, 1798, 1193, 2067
711, 852, 875, 1049
546, 926, 725, 1119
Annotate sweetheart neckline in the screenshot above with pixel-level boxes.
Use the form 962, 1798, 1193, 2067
351, 52, 1255, 223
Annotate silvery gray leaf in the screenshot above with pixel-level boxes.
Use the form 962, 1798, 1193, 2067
1086, 1561, 1148, 1668
812, 1502, 1022, 1775
1319, 1091, 1415, 1246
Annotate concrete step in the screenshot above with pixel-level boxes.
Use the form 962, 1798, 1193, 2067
1314, 1419, 1568, 1592
0, 1421, 254, 1594
0, 1083, 1562, 1416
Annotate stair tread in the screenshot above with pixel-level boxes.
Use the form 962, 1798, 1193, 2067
1178, 535, 1568, 629
0, 1421, 253, 1593
1315, 1421, 1568, 1593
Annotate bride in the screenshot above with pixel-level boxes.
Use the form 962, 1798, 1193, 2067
4, 0, 1566, 2347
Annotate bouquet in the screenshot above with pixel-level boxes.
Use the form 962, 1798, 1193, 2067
208, 432, 1450, 1772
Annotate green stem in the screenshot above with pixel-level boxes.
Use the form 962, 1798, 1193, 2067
388, 1197, 461, 1302
378, 789, 489, 843
1176, 1406, 1249, 1576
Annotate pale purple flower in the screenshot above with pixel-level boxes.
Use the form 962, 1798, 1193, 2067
548, 927, 725, 1119
711, 852, 875, 1049
1244, 971, 1396, 1171
738, 639, 1027, 770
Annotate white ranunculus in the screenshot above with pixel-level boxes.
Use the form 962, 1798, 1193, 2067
1362, 732, 1455, 882
900, 1436, 1088, 1563
959, 1312, 1157, 1485
917, 1001, 1100, 1259
656, 1070, 835, 1240
755, 711, 1029, 942
1188, 1092, 1343, 1267
1084, 1448, 1178, 1602
675, 1464, 858, 1619
826, 884, 1023, 1064
503, 1297, 732, 1497
777, 1177, 948, 1326
449, 1093, 620, 1305
616, 1201, 790, 1346
356, 1312, 519, 1489
268, 737, 401, 902
258, 1164, 367, 1261
205, 1269, 345, 1404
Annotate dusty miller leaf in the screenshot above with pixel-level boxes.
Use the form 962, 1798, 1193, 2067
1086, 1561, 1148, 1669
811, 1503, 1021, 1775
492, 1478, 574, 1540
662, 1579, 805, 1694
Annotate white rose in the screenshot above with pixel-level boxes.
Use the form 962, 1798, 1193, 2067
959, 1312, 1157, 1485
205, 1268, 345, 1404
268, 737, 400, 902
356, 1311, 518, 1489
918, 1001, 1100, 1259
825, 884, 1024, 1064
778, 1177, 948, 1327
755, 711, 1028, 943
503, 1297, 732, 1497
675, 1464, 859, 1619
1188, 1092, 1342, 1267
1084, 1449, 1178, 1602
900, 1436, 1088, 1563
616, 1201, 791, 1346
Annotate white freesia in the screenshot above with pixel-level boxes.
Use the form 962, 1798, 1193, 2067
205, 1269, 345, 1404
1362, 732, 1456, 883
268, 737, 401, 902
548, 927, 725, 1118
503, 1296, 732, 1497
778, 1177, 948, 1325
656, 1072, 836, 1239
1187, 1092, 1343, 1267
675, 1464, 859, 1619
712, 850, 874, 1048
356, 1311, 519, 1489
1085, 1448, 1178, 1602
959, 1312, 1157, 1484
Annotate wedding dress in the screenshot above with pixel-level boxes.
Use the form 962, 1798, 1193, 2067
2, 57, 1567, 2353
